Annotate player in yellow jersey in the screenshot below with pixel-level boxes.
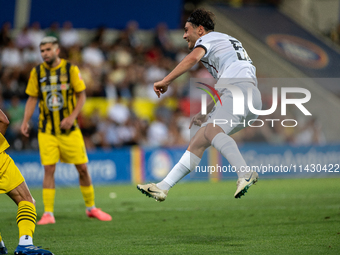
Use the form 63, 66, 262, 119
20, 36, 111, 225
0, 109, 53, 255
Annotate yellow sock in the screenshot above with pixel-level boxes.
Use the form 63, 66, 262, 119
17, 201, 36, 238
0, 232, 4, 248
42, 188, 56, 213
80, 185, 95, 208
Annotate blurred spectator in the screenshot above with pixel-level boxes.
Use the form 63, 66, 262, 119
147, 109, 169, 147
154, 23, 176, 59
78, 108, 101, 150
92, 26, 106, 46
46, 22, 60, 39
82, 41, 105, 67
96, 96, 137, 148
22, 44, 40, 65
330, 23, 340, 45
16, 26, 33, 49
1, 39, 21, 68
0, 22, 11, 49
0, 68, 21, 99
111, 44, 133, 67
60, 21, 80, 48
97, 117, 120, 148
293, 118, 326, 146
115, 21, 142, 49
144, 60, 167, 84
28, 22, 45, 50
165, 109, 188, 146
108, 96, 130, 125
68, 44, 82, 63
5, 96, 25, 147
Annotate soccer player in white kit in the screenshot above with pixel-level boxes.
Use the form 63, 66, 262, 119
137, 9, 262, 200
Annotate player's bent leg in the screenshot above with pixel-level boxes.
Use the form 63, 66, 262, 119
188, 126, 212, 158
137, 127, 210, 202
7, 182, 34, 205
7, 186, 37, 243
206, 124, 248, 174
16, 201, 36, 243
203, 123, 225, 144
206, 123, 259, 198
7, 190, 54, 254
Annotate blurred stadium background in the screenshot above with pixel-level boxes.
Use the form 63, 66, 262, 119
0, 0, 339, 186
1, 1, 340, 254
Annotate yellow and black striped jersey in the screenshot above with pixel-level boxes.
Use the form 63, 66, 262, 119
26, 59, 86, 135
0, 133, 10, 153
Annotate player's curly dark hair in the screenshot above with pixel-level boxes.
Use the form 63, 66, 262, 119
187, 9, 215, 31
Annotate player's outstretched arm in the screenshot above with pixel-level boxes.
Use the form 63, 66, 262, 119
21, 96, 38, 137
0, 109, 10, 135
154, 47, 205, 98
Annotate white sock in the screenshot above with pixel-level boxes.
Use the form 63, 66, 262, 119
211, 133, 249, 178
157, 150, 201, 190
19, 235, 33, 246
86, 206, 96, 212
45, 211, 54, 217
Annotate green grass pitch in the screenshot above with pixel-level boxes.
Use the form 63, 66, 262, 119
0, 178, 339, 254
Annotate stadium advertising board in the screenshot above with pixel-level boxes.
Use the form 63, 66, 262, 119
8, 145, 339, 187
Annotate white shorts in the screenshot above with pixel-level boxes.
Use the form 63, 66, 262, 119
201, 82, 262, 135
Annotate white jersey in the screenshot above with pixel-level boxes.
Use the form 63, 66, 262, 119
194, 32, 257, 87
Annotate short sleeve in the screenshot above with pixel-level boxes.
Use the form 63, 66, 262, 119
194, 35, 212, 58
0, 133, 10, 152
26, 68, 39, 97
70, 65, 86, 92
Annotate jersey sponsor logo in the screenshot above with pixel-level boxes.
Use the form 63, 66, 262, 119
266, 34, 329, 69
49, 75, 58, 83
60, 74, 68, 82
46, 92, 64, 111
60, 84, 69, 90
41, 84, 70, 92
39, 77, 47, 83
